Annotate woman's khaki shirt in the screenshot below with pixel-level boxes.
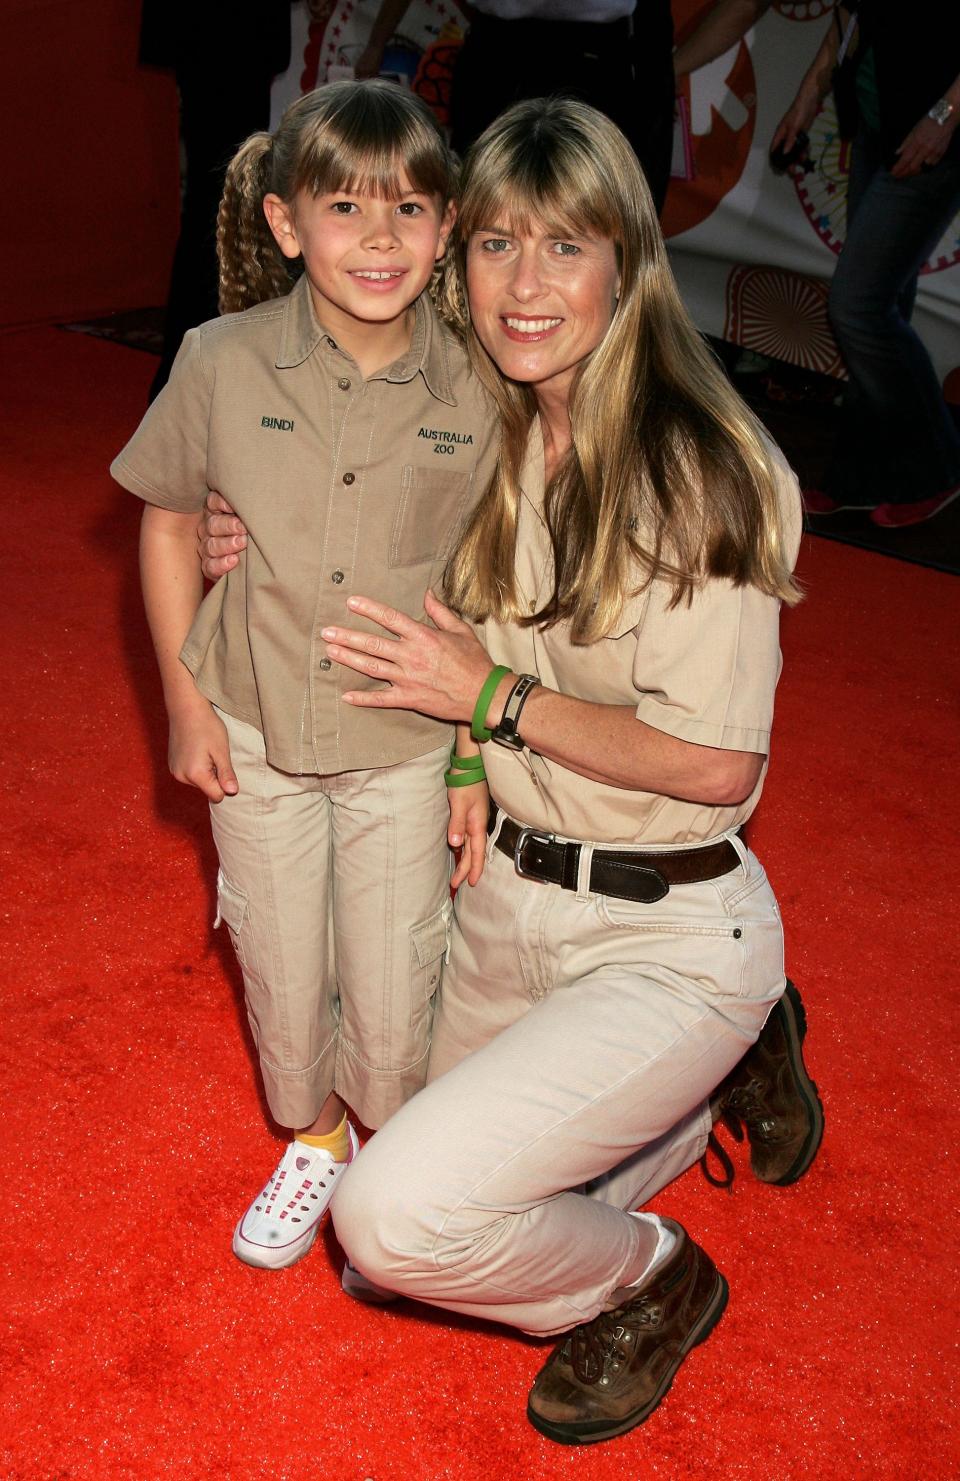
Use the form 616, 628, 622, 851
476, 421, 803, 847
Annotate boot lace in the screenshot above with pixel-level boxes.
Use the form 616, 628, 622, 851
726, 1077, 787, 1144
701, 1076, 787, 1186
568, 1300, 658, 1385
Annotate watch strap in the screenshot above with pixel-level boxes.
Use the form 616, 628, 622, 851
491, 674, 540, 750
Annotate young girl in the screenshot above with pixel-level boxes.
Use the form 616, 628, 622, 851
111, 81, 497, 1272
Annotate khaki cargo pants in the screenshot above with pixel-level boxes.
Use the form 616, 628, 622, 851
210, 708, 451, 1130
333, 815, 786, 1335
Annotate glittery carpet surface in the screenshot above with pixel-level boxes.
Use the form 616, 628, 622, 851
3, 327, 959, 1480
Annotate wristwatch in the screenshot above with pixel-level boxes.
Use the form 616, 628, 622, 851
491, 674, 539, 750
928, 98, 955, 127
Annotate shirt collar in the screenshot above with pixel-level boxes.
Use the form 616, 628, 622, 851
275, 274, 457, 406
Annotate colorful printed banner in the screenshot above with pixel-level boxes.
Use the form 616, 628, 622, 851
270, 0, 960, 394
665, 0, 960, 392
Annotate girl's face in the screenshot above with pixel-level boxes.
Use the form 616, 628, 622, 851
465, 218, 620, 403
265, 172, 454, 339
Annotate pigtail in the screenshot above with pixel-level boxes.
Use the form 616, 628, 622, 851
434, 252, 469, 337
217, 134, 296, 314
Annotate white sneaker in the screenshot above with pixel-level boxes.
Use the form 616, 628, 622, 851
233, 1124, 359, 1270
341, 1259, 398, 1306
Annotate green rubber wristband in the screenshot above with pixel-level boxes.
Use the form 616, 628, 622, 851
450, 750, 485, 770
445, 767, 487, 788
470, 665, 512, 743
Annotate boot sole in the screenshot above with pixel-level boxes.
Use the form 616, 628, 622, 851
762, 979, 825, 1187
526, 1271, 729, 1446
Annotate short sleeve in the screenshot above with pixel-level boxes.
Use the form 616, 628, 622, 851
631, 459, 801, 755
109, 328, 213, 511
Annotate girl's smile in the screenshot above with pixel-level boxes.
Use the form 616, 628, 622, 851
264, 175, 454, 368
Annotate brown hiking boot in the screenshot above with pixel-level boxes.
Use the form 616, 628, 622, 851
703, 979, 824, 1188
526, 1221, 728, 1445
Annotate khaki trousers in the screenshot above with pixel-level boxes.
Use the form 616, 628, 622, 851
209, 709, 451, 1130
332, 818, 785, 1336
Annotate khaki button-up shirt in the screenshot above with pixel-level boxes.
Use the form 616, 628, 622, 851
476, 420, 803, 846
112, 277, 498, 774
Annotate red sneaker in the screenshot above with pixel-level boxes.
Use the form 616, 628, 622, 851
870, 484, 960, 527
801, 489, 838, 514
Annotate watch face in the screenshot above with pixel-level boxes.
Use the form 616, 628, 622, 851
930, 101, 953, 126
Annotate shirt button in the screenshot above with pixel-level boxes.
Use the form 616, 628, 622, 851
342, 471, 356, 485
319, 658, 332, 671
332, 570, 345, 584
337, 377, 351, 391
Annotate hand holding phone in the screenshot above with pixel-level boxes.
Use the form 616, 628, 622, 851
769, 130, 809, 175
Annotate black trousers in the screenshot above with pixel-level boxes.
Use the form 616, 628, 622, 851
449, 5, 674, 215
149, 62, 274, 400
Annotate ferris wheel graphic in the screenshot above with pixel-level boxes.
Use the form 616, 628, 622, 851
788, 99, 960, 273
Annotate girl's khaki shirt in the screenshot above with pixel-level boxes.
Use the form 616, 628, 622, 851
112, 276, 497, 775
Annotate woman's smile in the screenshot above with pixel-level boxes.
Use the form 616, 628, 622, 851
500, 315, 565, 341
467, 223, 620, 396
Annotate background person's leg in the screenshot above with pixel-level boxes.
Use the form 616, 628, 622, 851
150, 59, 274, 400
826, 146, 960, 506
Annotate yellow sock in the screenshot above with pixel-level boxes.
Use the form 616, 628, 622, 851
297, 1113, 350, 1164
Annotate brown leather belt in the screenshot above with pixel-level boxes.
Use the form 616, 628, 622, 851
491, 813, 741, 905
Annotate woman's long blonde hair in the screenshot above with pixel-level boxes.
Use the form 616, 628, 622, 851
441, 98, 801, 641
217, 80, 456, 314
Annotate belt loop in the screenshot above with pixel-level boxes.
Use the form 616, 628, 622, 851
487, 805, 505, 862
575, 842, 594, 902
727, 829, 750, 872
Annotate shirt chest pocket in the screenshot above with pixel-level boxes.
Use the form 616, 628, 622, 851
389, 465, 474, 568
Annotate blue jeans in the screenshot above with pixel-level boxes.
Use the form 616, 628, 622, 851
826, 131, 960, 506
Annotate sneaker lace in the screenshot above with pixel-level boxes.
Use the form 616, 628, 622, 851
568, 1300, 658, 1385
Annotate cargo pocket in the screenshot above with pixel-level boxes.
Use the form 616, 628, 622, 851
409, 901, 451, 1027
214, 869, 249, 967
390, 466, 473, 567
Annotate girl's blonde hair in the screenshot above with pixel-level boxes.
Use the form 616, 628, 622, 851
217, 80, 456, 314
441, 98, 801, 641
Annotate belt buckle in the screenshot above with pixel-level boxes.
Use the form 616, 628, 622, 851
513, 825, 554, 879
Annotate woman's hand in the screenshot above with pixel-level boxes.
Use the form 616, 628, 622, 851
892, 112, 959, 178
197, 492, 248, 579
448, 780, 490, 888
322, 590, 500, 723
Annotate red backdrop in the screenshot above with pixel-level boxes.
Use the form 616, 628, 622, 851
4, 0, 180, 328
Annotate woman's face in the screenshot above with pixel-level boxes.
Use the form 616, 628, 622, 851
465, 218, 620, 402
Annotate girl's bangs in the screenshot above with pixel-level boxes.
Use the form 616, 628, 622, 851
296, 114, 450, 201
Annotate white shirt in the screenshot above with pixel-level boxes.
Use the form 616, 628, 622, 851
472, 2, 636, 21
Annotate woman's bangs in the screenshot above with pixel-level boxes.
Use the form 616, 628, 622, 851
459, 142, 617, 244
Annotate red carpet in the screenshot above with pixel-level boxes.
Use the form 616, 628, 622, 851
3, 327, 958, 1480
